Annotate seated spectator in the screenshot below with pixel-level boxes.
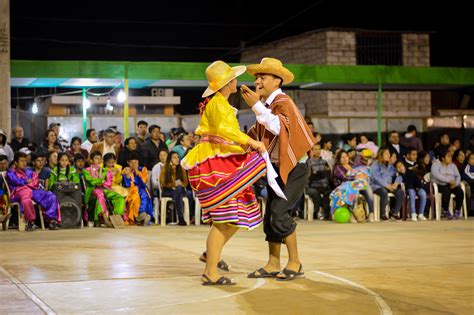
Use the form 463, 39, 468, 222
151, 150, 168, 193
39, 129, 62, 155
81, 128, 98, 153
19, 147, 33, 166
462, 153, 474, 212
10, 126, 32, 153
306, 144, 332, 220
453, 149, 466, 174
333, 149, 375, 220
90, 128, 120, 159
400, 125, 423, 153
320, 138, 334, 169
353, 149, 373, 167
330, 165, 371, 220
415, 151, 432, 179
115, 131, 124, 151
172, 133, 192, 160
142, 125, 168, 170
74, 153, 86, 189
466, 135, 474, 156
451, 138, 461, 151
371, 147, 404, 220
431, 149, 464, 219
0, 129, 14, 162
135, 120, 148, 145
29, 153, 50, 190
67, 137, 89, 161
103, 153, 128, 199
83, 151, 116, 227
118, 137, 145, 168
6, 152, 60, 231
160, 151, 193, 226
0, 155, 9, 222
122, 151, 153, 226
387, 130, 407, 161
47, 151, 58, 170
49, 123, 69, 151
403, 147, 418, 170
48, 152, 80, 191
356, 134, 379, 157
434, 132, 451, 159
395, 161, 427, 221
342, 133, 357, 152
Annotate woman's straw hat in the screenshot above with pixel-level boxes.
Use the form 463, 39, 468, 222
246, 57, 294, 85
202, 61, 246, 98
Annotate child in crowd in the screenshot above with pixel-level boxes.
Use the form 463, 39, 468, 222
395, 161, 427, 221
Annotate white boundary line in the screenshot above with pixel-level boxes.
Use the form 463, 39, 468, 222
0, 266, 56, 315
312, 270, 393, 315
83, 278, 267, 313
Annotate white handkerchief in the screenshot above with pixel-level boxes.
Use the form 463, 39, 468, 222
261, 152, 287, 200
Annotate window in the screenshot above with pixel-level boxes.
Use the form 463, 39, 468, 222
356, 32, 402, 65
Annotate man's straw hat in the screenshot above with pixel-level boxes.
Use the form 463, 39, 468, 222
202, 61, 246, 98
246, 57, 294, 85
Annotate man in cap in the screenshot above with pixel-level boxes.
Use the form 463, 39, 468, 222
241, 58, 315, 281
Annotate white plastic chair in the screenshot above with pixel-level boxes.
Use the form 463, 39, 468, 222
303, 193, 315, 221
427, 172, 468, 220
257, 196, 266, 217
159, 192, 190, 226
373, 192, 395, 221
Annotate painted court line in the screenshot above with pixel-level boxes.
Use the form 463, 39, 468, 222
0, 266, 56, 315
312, 270, 393, 315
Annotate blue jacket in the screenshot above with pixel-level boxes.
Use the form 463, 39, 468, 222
370, 161, 402, 191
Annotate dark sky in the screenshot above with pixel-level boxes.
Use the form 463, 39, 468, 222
10, 0, 473, 67
10, 0, 472, 115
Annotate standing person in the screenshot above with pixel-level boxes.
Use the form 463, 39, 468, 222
181, 61, 266, 285
172, 133, 192, 160
142, 125, 168, 170
400, 125, 423, 153
387, 131, 407, 162
241, 58, 315, 281
89, 128, 120, 159
135, 121, 148, 145
81, 128, 98, 154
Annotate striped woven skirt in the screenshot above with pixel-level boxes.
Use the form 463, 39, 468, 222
187, 151, 266, 230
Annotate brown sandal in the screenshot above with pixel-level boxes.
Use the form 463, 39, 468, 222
201, 274, 236, 286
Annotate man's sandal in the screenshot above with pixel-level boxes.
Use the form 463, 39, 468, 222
276, 265, 305, 281
199, 252, 231, 272
247, 268, 280, 278
201, 274, 236, 286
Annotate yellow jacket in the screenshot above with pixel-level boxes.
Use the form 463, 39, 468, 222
181, 92, 250, 169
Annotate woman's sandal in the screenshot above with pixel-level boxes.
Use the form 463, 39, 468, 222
201, 274, 236, 286
247, 268, 280, 278
199, 252, 231, 272
276, 264, 305, 281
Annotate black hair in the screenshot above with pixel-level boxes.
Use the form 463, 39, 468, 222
407, 125, 417, 133
137, 120, 148, 127
438, 148, 450, 161
164, 151, 184, 185
56, 152, 70, 180
86, 128, 96, 139
148, 124, 161, 134
127, 151, 140, 162
124, 137, 136, 147
74, 153, 85, 161
103, 152, 117, 163
0, 154, 8, 162
406, 147, 417, 154
14, 152, 27, 162
89, 151, 102, 160
70, 136, 82, 146
31, 152, 44, 162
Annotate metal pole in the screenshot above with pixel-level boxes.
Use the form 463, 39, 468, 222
377, 80, 382, 147
82, 88, 87, 141
124, 65, 129, 138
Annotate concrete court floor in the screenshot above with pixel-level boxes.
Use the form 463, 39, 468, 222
0, 219, 473, 315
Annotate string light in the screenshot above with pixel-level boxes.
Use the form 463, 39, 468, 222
31, 98, 38, 114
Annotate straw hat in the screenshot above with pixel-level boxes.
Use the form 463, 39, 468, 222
246, 57, 294, 85
202, 61, 246, 98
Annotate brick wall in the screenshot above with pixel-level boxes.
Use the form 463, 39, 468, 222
402, 33, 430, 66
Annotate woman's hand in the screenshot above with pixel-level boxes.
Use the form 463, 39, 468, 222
247, 138, 266, 154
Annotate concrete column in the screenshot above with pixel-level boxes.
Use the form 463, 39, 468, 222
0, 0, 11, 139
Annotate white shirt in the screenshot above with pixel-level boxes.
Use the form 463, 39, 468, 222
151, 162, 164, 190
103, 142, 116, 157
82, 140, 93, 153
251, 89, 283, 136
392, 144, 400, 154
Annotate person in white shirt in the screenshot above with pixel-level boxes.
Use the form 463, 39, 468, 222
81, 128, 98, 153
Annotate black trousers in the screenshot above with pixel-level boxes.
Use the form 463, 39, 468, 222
438, 184, 464, 212
264, 163, 310, 243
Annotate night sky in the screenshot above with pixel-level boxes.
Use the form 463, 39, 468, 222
9, 0, 473, 113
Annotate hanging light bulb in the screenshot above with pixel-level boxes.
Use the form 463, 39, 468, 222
117, 89, 126, 103
105, 98, 114, 111
32, 99, 38, 114
84, 98, 91, 109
